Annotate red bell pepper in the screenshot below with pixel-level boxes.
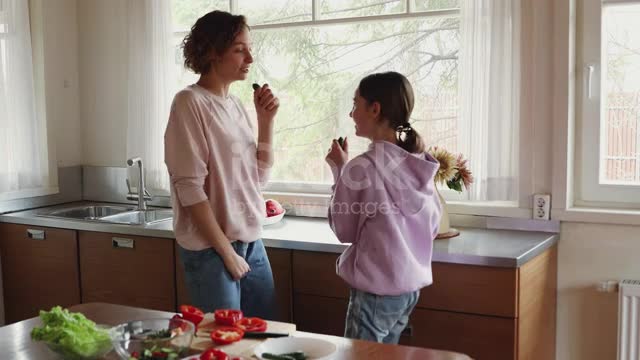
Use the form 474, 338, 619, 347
200, 348, 229, 360
179, 304, 205, 326
234, 317, 267, 332
210, 327, 245, 345
214, 309, 243, 326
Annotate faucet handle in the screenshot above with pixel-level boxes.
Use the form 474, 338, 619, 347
143, 188, 153, 200
126, 178, 133, 194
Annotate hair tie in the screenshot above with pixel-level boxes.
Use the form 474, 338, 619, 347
395, 123, 412, 133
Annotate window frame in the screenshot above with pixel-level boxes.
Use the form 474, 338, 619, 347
170, 1, 537, 219
575, 0, 640, 207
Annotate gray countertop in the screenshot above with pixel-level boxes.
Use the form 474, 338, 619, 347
0, 201, 558, 268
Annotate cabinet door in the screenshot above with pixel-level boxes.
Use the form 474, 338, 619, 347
293, 294, 348, 336
292, 251, 350, 299
266, 247, 292, 323
400, 307, 516, 360
419, 262, 518, 317
79, 231, 175, 311
0, 224, 80, 323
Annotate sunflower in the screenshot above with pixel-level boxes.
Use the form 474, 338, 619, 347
428, 146, 457, 186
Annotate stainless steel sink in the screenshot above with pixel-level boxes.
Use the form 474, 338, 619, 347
39, 205, 172, 225
99, 209, 173, 225
45, 205, 135, 220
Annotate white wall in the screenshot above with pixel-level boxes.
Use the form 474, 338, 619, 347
35, 0, 82, 167
77, 0, 129, 166
557, 223, 640, 360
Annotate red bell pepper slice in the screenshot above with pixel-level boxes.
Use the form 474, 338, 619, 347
179, 304, 205, 326
170, 314, 192, 333
200, 348, 229, 360
210, 327, 245, 345
214, 309, 243, 326
234, 317, 267, 332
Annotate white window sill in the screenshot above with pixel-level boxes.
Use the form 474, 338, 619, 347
552, 207, 640, 226
263, 191, 533, 219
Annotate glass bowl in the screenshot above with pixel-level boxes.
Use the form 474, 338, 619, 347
110, 318, 195, 360
40, 325, 113, 360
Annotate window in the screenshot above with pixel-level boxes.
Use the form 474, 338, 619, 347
577, 0, 640, 206
0, 0, 53, 201
168, 1, 521, 206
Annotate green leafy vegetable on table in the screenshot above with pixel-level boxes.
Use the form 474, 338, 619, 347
30, 306, 112, 360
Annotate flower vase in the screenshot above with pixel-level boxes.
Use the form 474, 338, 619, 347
435, 187, 460, 239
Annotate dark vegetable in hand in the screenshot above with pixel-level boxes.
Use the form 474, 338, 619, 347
337, 137, 345, 148
252, 83, 260, 90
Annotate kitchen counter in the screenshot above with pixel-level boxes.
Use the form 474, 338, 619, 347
0, 201, 558, 268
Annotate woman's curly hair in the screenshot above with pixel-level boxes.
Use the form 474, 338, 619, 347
182, 11, 248, 75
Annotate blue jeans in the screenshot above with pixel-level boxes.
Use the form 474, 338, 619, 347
178, 239, 276, 320
344, 288, 420, 344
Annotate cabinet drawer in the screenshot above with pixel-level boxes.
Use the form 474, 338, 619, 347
0, 224, 80, 323
419, 262, 518, 317
293, 294, 348, 336
292, 251, 349, 299
401, 307, 516, 360
79, 231, 175, 311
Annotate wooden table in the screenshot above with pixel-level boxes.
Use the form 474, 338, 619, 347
1, 302, 472, 360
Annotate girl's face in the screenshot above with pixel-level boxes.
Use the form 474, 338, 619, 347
211, 27, 253, 82
349, 89, 380, 139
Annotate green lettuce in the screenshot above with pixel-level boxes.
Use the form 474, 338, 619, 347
31, 306, 112, 360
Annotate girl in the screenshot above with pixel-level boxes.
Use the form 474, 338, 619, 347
325, 71, 441, 343
164, 11, 279, 318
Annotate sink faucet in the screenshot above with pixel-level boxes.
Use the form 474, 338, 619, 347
126, 157, 152, 210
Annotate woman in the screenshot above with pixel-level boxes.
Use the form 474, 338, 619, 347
164, 10, 279, 319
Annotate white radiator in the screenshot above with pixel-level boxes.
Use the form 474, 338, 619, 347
618, 280, 640, 360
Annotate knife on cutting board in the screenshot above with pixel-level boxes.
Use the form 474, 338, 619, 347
243, 331, 289, 338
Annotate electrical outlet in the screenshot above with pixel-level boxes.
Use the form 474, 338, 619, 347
533, 194, 551, 220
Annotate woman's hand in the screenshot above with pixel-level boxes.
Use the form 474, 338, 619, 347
254, 84, 279, 126
222, 252, 251, 281
325, 137, 349, 181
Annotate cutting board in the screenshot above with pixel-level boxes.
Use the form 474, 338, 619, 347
190, 313, 297, 357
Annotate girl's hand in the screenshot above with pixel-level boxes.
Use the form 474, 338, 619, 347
254, 84, 279, 126
325, 137, 349, 178
222, 252, 251, 280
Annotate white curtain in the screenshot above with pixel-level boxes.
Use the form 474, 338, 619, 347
0, 0, 52, 200
458, 0, 520, 201
126, 1, 175, 192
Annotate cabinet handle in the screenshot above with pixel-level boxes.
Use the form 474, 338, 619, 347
112, 237, 135, 249
27, 229, 45, 240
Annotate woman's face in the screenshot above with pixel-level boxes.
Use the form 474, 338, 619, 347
349, 89, 379, 139
211, 27, 253, 82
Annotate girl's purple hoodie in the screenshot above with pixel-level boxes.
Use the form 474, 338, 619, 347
328, 140, 441, 296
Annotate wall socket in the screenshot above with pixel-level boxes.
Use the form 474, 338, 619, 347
533, 194, 551, 220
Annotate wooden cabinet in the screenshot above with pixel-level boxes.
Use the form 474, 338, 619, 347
79, 231, 176, 312
0, 224, 80, 324
292, 251, 349, 337
291, 247, 558, 360
266, 247, 293, 323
